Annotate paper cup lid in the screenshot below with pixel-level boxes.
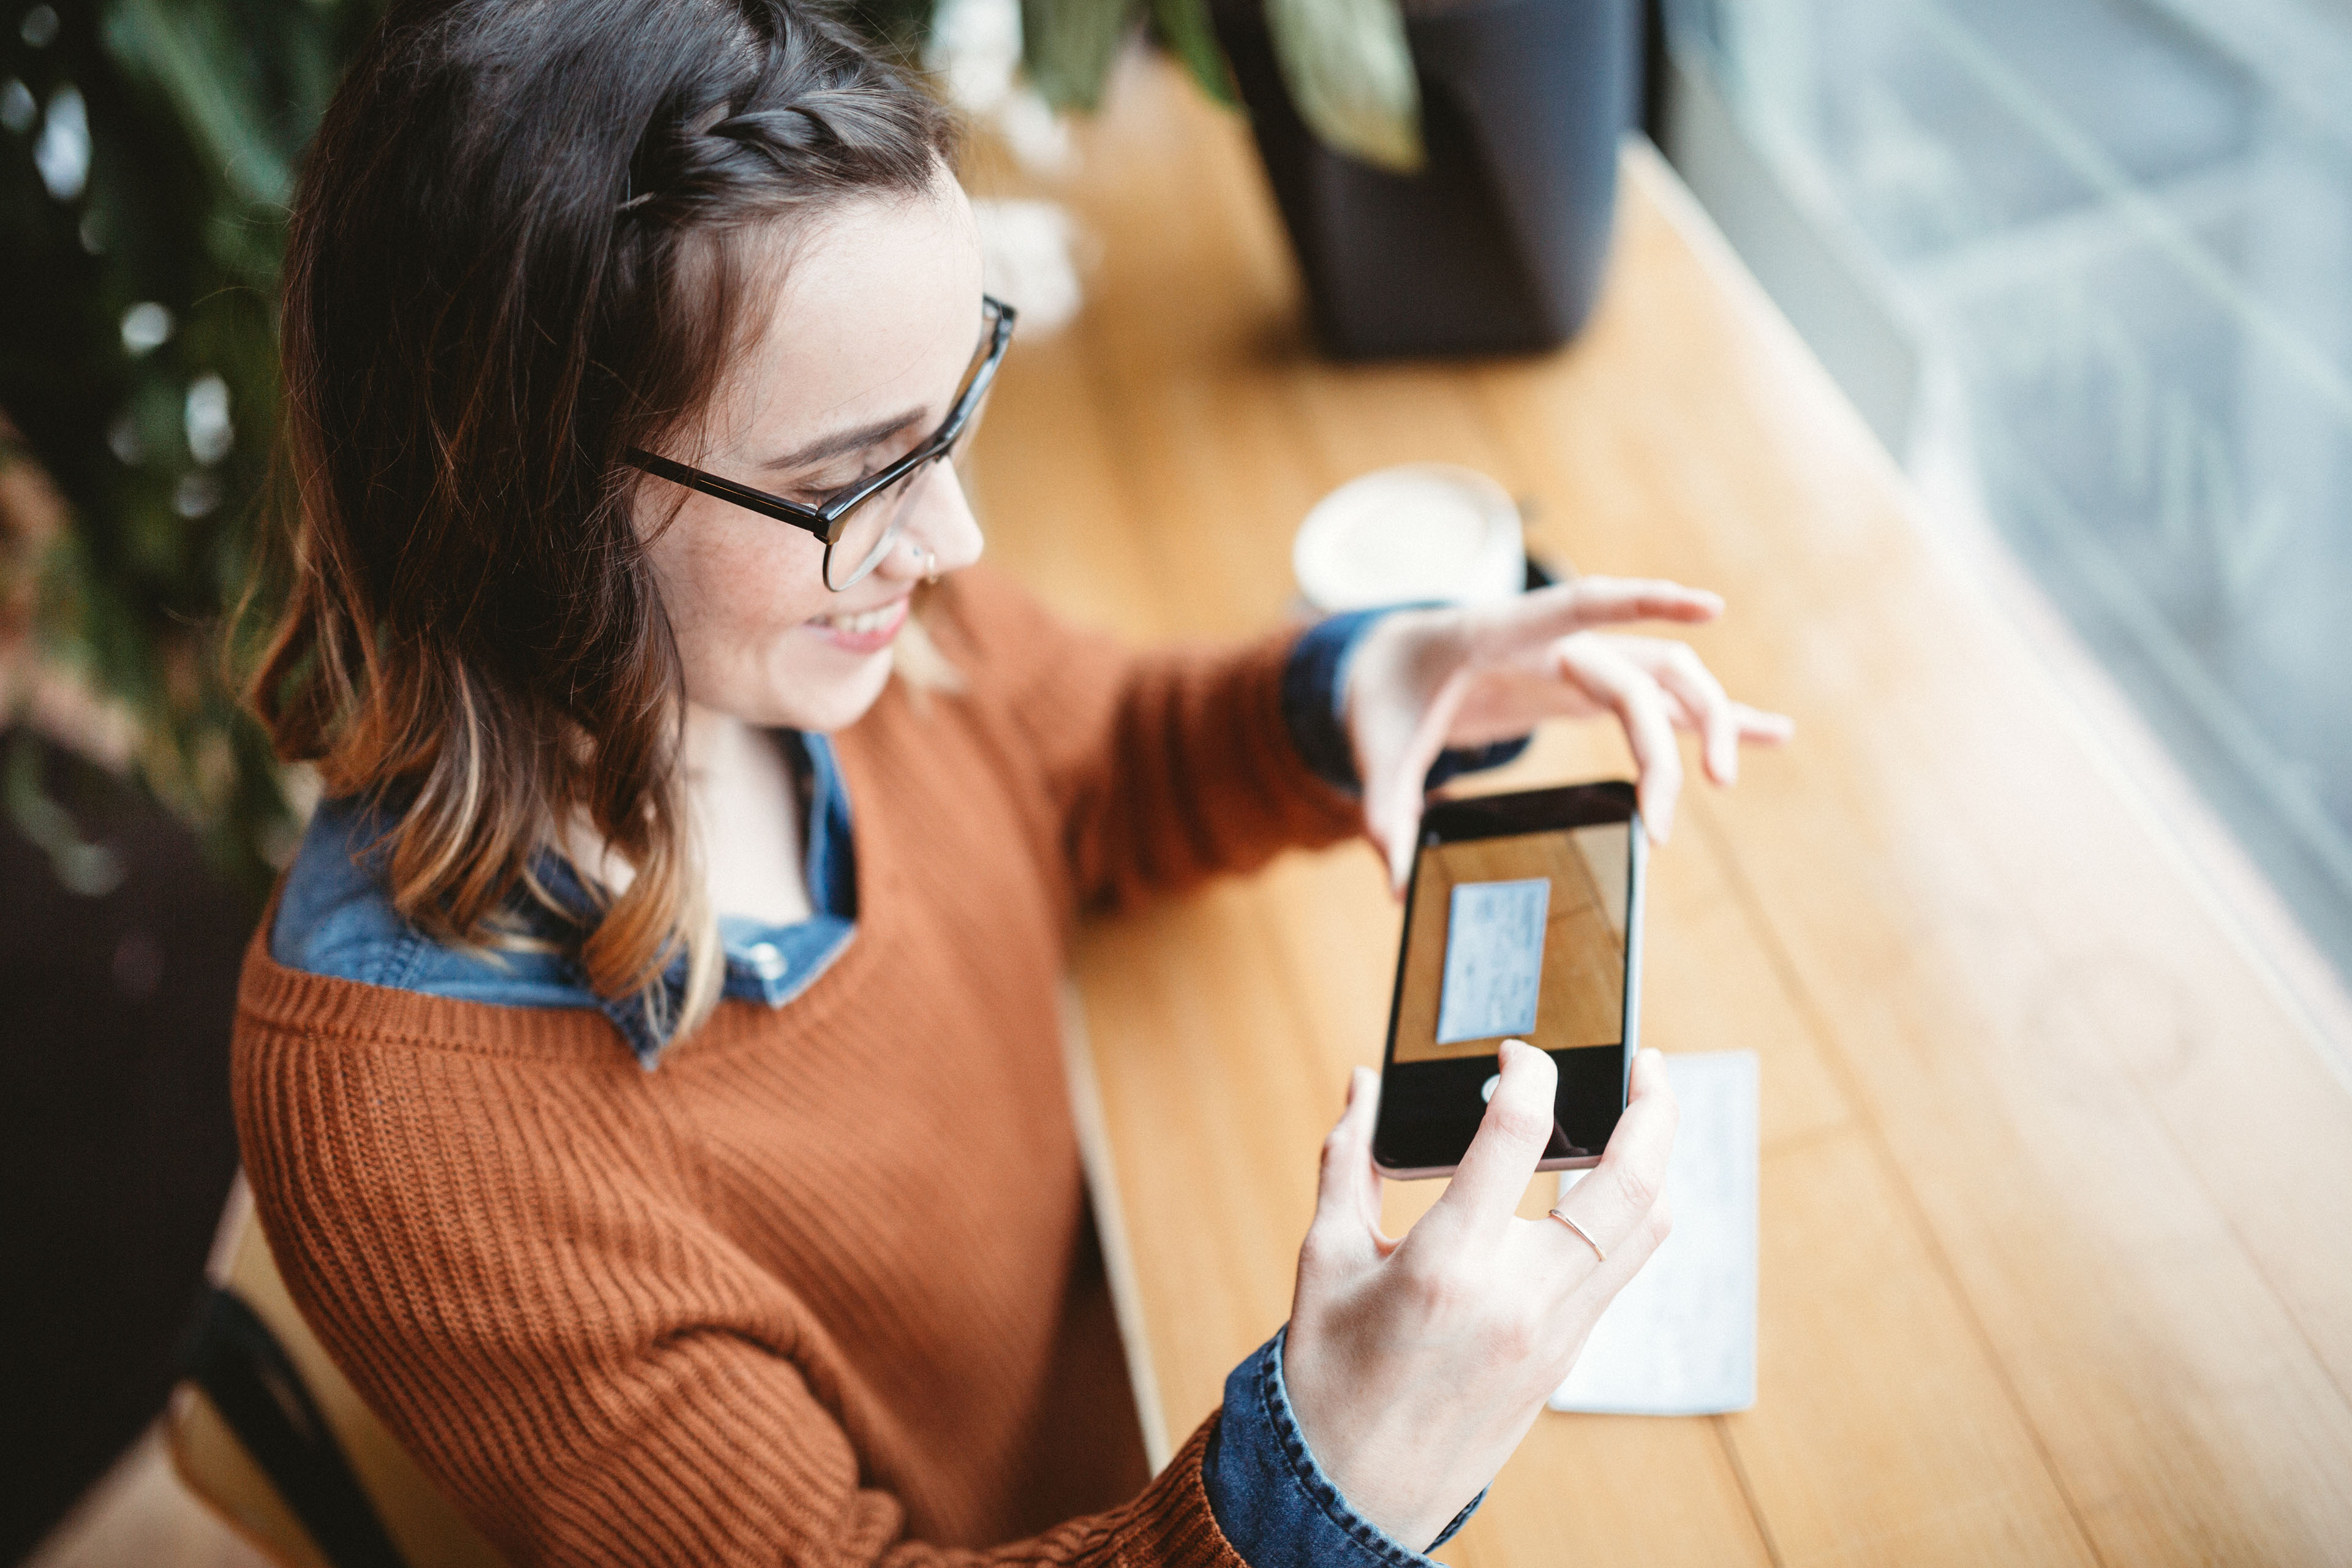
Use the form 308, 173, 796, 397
1294, 465, 1523, 612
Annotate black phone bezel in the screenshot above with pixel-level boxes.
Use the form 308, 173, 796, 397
1371, 780, 1643, 1179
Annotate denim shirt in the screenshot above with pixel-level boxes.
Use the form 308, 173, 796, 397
271, 609, 1520, 1565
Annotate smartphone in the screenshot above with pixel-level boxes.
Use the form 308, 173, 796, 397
1371, 781, 1645, 1179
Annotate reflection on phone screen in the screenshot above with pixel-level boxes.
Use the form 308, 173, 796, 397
1398, 823, 1630, 1063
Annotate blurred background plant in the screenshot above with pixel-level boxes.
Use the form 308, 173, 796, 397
2, 0, 383, 899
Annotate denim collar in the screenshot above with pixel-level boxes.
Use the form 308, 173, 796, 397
533, 730, 858, 1066
271, 731, 859, 1069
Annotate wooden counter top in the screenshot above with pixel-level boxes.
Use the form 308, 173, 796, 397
967, 57, 2352, 1567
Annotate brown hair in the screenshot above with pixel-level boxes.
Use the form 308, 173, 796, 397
248, 0, 952, 1037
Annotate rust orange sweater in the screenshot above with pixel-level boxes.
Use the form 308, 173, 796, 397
233, 568, 1363, 1566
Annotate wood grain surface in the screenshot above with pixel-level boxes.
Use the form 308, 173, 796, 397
965, 55, 2352, 1568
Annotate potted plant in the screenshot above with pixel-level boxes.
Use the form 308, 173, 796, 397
913, 0, 1639, 359
1210, 0, 1638, 358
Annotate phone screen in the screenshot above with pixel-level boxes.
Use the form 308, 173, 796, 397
1373, 784, 1642, 1177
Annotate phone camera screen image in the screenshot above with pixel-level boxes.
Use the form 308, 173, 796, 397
1374, 784, 1642, 1177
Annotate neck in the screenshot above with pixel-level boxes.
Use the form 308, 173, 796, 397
682, 704, 814, 927
562, 704, 814, 926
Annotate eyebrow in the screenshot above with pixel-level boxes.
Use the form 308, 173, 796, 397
760, 409, 929, 474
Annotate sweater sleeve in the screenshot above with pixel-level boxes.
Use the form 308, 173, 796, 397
234, 1018, 1247, 1568
922, 568, 1365, 913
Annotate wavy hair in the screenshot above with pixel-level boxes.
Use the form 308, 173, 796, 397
248, 0, 952, 1039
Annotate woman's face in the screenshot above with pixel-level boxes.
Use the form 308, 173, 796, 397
640, 168, 989, 733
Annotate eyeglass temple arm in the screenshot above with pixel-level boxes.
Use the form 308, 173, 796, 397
622, 448, 831, 540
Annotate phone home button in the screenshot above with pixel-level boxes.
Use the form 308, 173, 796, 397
1480, 1073, 1501, 1104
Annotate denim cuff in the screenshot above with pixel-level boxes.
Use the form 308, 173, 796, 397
1281, 609, 1532, 797
1202, 1328, 1485, 1566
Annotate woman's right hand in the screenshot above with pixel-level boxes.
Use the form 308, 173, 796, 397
1281, 1041, 1679, 1550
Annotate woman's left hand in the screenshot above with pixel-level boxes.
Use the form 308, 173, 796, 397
1343, 576, 1795, 889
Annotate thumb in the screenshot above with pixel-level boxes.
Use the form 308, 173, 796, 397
1357, 674, 1466, 894
1308, 1067, 1385, 1261
1364, 778, 1425, 895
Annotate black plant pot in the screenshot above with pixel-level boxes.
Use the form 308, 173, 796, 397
1211, 0, 1639, 360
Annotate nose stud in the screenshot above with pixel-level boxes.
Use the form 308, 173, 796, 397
901, 535, 940, 583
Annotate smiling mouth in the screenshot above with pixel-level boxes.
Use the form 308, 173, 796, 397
804, 595, 911, 650
810, 601, 906, 636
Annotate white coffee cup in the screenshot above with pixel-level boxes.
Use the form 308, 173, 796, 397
1292, 464, 1525, 612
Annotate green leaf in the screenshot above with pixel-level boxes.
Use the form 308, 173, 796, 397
1020, 0, 1140, 113
1151, 0, 1236, 107
1264, 0, 1423, 172
104, 0, 296, 211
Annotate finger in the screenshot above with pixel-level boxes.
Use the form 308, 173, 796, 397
1462, 578, 1724, 664
1357, 672, 1468, 894
1425, 1038, 1559, 1248
1371, 801, 1415, 897
1642, 643, 1741, 786
1540, 1190, 1676, 1349
1551, 1049, 1678, 1259
1363, 736, 1445, 895
1734, 703, 1796, 745
1308, 1068, 1387, 1265
1559, 638, 1683, 843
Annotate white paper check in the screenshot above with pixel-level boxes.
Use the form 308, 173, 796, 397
1436, 877, 1550, 1044
1549, 1050, 1758, 1415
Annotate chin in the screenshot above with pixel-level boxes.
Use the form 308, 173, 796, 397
769, 647, 897, 734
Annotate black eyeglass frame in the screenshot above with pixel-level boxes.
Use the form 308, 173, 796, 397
623, 295, 1017, 584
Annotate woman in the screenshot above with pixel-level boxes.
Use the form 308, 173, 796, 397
238, 0, 1792, 1562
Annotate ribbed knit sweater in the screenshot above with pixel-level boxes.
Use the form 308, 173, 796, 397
233, 567, 1365, 1566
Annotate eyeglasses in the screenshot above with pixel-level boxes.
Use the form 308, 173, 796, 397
625, 295, 1017, 592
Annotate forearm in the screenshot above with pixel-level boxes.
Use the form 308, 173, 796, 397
919, 568, 1362, 910
1057, 628, 1363, 910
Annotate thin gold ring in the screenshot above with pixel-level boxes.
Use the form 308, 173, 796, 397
1546, 1207, 1605, 1263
